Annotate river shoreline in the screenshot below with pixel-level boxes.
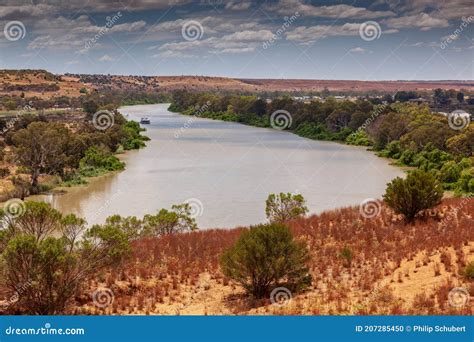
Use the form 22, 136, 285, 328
17, 104, 404, 228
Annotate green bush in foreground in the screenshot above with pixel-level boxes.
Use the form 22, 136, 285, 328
0, 202, 130, 314
220, 223, 312, 298
383, 169, 443, 222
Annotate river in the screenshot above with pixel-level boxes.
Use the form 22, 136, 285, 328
33, 104, 404, 229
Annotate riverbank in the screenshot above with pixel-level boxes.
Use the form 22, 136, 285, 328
0, 109, 149, 204
169, 95, 473, 197
26, 104, 403, 228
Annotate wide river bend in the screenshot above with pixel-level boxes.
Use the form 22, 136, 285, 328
33, 104, 404, 229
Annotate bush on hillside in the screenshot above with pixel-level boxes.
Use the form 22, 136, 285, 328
265, 193, 308, 223
220, 223, 312, 298
383, 169, 443, 222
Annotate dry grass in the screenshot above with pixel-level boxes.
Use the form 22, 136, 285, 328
72, 197, 473, 315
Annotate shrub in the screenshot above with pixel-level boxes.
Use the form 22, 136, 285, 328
455, 167, 474, 195
265, 193, 308, 223
439, 161, 462, 184
340, 246, 353, 267
121, 121, 147, 150
346, 130, 371, 146
143, 203, 198, 236
383, 169, 443, 222
0, 167, 9, 178
79, 146, 124, 173
463, 262, 474, 279
0, 201, 130, 314
220, 223, 312, 298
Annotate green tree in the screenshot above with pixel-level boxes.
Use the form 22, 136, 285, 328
0, 202, 130, 314
103, 215, 144, 241
11, 122, 71, 192
383, 170, 443, 222
265, 193, 308, 223
433, 88, 450, 105
5, 201, 62, 241
82, 99, 99, 115
143, 203, 198, 236
2, 98, 16, 111
220, 223, 312, 298
79, 146, 124, 172
456, 167, 474, 195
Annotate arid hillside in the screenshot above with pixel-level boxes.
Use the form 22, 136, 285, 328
239, 79, 474, 93
74, 197, 473, 316
1, 70, 473, 101
0, 70, 93, 99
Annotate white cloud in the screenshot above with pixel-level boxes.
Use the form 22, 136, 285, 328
220, 30, 274, 42
98, 54, 114, 62
349, 47, 366, 53
384, 13, 449, 30
267, 0, 394, 19
154, 50, 195, 58
225, 1, 252, 11
156, 29, 274, 57
148, 16, 265, 38
399, 0, 473, 20
0, 4, 56, 20
285, 23, 361, 43
0, 0, 193, 18
26, 16, 146, 51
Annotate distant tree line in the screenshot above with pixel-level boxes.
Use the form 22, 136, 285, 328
170, 91, 473, 196
0, 108, 149, 198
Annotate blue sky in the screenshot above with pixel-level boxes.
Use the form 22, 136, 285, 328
0, 0, 472, 80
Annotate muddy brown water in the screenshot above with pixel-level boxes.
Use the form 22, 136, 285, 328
32, 104, 404, 229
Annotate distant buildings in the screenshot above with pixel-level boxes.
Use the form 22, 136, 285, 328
290, 95, 359, 103
407, 98, 428, 105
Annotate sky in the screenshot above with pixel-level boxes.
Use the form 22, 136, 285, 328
0, 0, 472, 80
